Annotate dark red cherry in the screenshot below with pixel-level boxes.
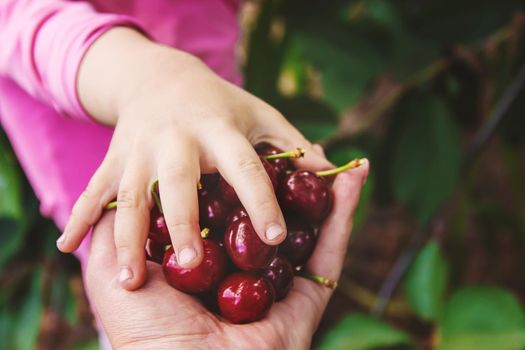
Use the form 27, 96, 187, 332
279, 219, 316, 267
145, 238, 166, 264
198, 190, 230, 230
226, 206, 249, 225
162, 240, 227, 293
278, 170, 333, 223
262, 256, 294, 301
256, 144, 292, 179
199, 173, 219, 193
224, 217, 277, 271
148, 207, 171, 245
217, 272, 275, 324
218, 156, 279, 206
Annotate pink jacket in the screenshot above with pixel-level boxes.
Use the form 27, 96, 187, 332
0, 0, 242, 267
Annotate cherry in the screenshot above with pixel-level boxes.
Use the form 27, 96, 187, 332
199, 173, 219, 192
145, 238, 166, 264
218, 156, 278, 206
226, 206, 248, 225
278, 159, 365, 223
198, 190, 231, 230
278, 171, 333, 223
162, 239, 227, 293
256, 144, 292, 179
224, 217, 277, 272
279, 219, 316, 267
262, 256, 294, 301
148, 207, 171, 245
217, 272, 275, 324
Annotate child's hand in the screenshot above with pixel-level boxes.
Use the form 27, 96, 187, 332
56, 28, 331, 290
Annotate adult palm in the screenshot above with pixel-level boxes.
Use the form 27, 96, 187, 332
85, 164, 368, 350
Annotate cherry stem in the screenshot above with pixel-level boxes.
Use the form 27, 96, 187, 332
105, 200, 117, 210
264, 147, 305, 160
200, 228, 210, 239
150, 179, 163, 214
316, 158, 367, 177
299, 272, 338, 290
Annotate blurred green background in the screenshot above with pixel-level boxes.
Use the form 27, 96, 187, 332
2, 0, 525, 349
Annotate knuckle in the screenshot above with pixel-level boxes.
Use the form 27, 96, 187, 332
117, 189, 140, 210
70, 203, 94, 227
254, 197, 279, 216
236, 157, 264, 177
160, 163, 194, 182
115, 242, 132, 252
167, 220, 194, 234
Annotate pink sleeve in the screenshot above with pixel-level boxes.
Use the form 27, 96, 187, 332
0, 0, 143, 121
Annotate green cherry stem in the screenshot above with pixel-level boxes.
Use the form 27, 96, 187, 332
264, 147, 305, 160
316, 158, 367, 177
299, 272, 338, 290
105, 200, 117, 210
150, 179, 163, 214
200, 228, 210, 239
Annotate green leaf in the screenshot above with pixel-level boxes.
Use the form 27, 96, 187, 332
0, 218, 25, 268
404, 240, 448, 321
0, 306, 16, 350
397, 0, 523, 46
293, 33, 384, 112
244, 1, 287, 100
318, 313, 410, 350
73, 340, 100, 350
391, 95, 461, 223
0, 197, 39, 268
276, 96, 339, 142
13, 269, 44, 350
438, 287, 525, 350
0, 133, 23, 219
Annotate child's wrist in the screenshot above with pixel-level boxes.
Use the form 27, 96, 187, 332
79, 27, 204, 125
114, 47, 206, 121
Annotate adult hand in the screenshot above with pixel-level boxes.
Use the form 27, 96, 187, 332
85, 162, 369, 349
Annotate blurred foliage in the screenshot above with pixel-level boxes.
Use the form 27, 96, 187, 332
2, 0, 525, 349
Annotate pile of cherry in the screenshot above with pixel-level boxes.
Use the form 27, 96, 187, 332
145, 143, 363, 324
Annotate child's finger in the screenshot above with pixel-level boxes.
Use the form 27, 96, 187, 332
157, 138, 202, 269
213, 131, 286, 245
113, 157, 152, 290
58, 160, 119, 252
257, 110, 333, 171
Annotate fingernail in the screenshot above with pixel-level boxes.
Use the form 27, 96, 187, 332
119, 266, 133, 282
266, 223, 285, 241
178, 247, 197, 266
56, 233, 66, 246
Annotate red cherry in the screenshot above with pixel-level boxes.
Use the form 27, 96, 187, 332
256, 144, 292, 179
279, 219, 316, 267
224, 217, 277, 272
145, 238, 166, 264
217, 272, 275, 324
198, 190, 231, 230
162, 240, 227, 293
218, 156, 278, 206
148, 207, 171, 245
199, 173, 219, 192
262, 256, 294, 301
278, 170, 333, 223
226, 206, 248, 225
